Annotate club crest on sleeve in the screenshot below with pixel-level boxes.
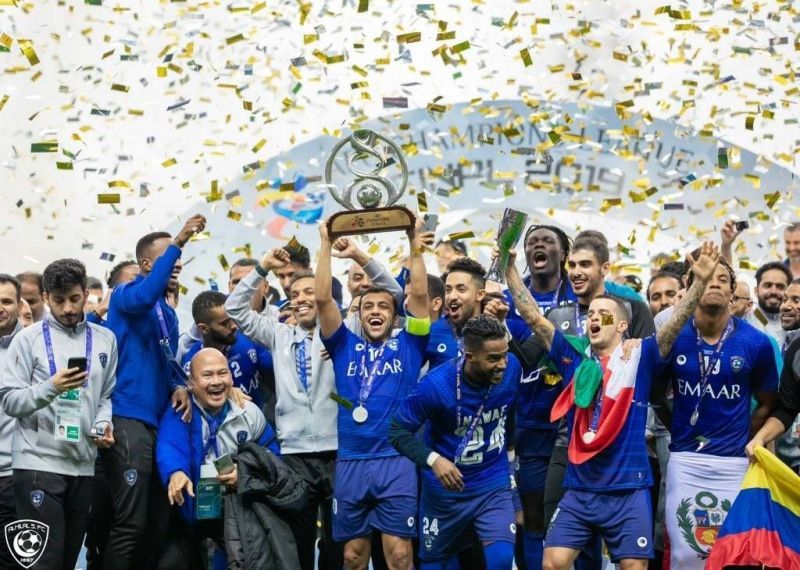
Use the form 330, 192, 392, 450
124, 469, 138, 487
387, 339, 399, 351
248, 349, 257, 363
236, 430, 248, 444
99, 353, 108, 368
29, 491, 43, 509
730, 356, 744, 372
5, 519, 49, 568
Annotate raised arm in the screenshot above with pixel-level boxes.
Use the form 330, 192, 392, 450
719, 220, 742, 265
332, 237, 404, 308
502, 248, 555, 351
315, 222, 343, 338
224, 248, 290, 349
656, 241, 720, 358
405, 217, 430, 319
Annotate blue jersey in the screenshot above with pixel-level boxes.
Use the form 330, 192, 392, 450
323, 323, 428, 460
425, 318, 460, 370
515, 360, 563, 452
550, 331, 661, 492
663, 317, 779, 457
504, 277, 577, 341
181, 332, 274, 410
394, 355, 522, 495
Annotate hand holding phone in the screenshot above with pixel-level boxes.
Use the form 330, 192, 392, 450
421, 214, 439, 234
213, 453, 235, 475
734, 220, 749, 232
67, 357, 88, 374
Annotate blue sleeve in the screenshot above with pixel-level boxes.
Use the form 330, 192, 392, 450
256, 422, 281, 456
112, 245, 181, 314
156, 407, 192, 488
321, 322, 351, 355
548, 330, 582, 380
86, 312, 105, 326
506, 317, 531, 343
395, 267, 409, 291
394, 375, 442, 433
753, 335, 780, 394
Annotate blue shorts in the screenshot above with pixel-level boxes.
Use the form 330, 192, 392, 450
333, 456, 418, 542
515, 455, 549, 494
544, 488, 653, 563
419, 485, 516, 562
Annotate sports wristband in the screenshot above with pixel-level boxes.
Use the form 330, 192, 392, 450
255, 264, 269, 278
426, 452, 441, 468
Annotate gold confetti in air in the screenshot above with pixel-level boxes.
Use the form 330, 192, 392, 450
97, 194, 120, 204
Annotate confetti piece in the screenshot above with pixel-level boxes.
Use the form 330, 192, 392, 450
31, 142, 58, 153
382, 97, 408, 108
251, 138, 266, 153
227, 210, 242, 221
97, 194, 120, 204
111, 83, 129, 93
167, 99, 190, 111
601, 314, 614, 326
448, 231, 474, 240
664, 203, 685, 210
100, 252, 115, 262
18, 40, 39, 66
108, 180, 131, 189
745, 115, 756, 130
161, 158, 177, 167
397, 32, 421, 44
218, 255, 230, 271
520, 48, 532, 67
226, 34, 245, 45
56, 162, 73, 170
417, 193, 428, 212
357, 0, 368, 12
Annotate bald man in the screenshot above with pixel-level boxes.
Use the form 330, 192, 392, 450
156, 348, 280, 569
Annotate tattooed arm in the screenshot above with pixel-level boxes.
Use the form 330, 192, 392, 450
656, 241, 720, 358
502, 249, 556, 351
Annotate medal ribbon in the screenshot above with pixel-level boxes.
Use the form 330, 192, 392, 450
295, 336, 311, 392
453, 358, 494, 463
357, 343, 387, 408
692, 318, 734, 422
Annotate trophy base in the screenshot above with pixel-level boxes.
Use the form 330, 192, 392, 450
327, 206, 415, 238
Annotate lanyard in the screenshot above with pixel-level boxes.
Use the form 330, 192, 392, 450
357, 343, 387, 406
42, 320, 92, 377
691, 318, 734, 424
202, 405, 229, 460
295, 336, 311, 392
155, 303, 171, 346
453, 358, 494, 463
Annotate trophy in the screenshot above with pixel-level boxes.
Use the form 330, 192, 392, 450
324, 129, 415, 238
486, 208, 529, 285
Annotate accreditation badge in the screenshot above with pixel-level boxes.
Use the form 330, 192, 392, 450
196, 463, 222, 520
54, 388, 82, 442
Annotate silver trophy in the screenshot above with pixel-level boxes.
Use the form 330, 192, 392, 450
323, 129, 414, 237
486, 208, 529, 285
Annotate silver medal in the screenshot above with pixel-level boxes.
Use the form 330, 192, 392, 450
352, 405, 369, 424
690, 409, 699, 426
582, 430, 597, 444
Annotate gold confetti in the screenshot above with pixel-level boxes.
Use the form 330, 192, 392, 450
97, 194, 120, 204
18, 40, 39, 66
161, 157, 177, 167
31, 142, 58, 153
107, 180, 131, 189
417, 193, 428, 212
397, 32, 421, 44
601, 314, 615, 326
226, 34, 245, 45
357, 0, 368, 12
227, 210, 242, 221
110, 83, 129, 93
218, 255, 230, 271
448, 231, 474, 240
520, 48, 532, 67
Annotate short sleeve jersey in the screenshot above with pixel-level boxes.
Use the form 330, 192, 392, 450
549, 331, 662, 492
323, 323, 428, 460
394, 355, 522, 496
181, 333, 273, 410
663, 317, 779, 457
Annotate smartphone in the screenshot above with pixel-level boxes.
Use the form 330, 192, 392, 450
213, 453, 235, 475
734, 220, 749, 232
421, 213, 439, 234
89, 424, 106, 438
67, 357, 88, 373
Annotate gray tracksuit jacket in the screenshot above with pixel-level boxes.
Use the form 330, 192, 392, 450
0, 316, 117, 477
225, 260, 402, 454
0, 320, 23, 477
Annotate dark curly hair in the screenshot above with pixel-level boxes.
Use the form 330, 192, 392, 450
43, 259, 87, 294
461, 314, 506, 352
443, 258, 487, 289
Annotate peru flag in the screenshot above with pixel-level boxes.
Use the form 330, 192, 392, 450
551, 343, 641, 464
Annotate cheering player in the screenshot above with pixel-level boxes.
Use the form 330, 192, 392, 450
506, 243, 721, 570
389, 314, 522, 569
315, 219, 430, 570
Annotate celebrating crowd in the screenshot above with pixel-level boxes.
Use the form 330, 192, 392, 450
0, 212, 798, 570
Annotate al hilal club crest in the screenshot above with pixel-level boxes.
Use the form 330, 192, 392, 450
676, 491, 731, 558
5, 520, 49, 569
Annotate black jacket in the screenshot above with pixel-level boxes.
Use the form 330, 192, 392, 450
224, 442, 307, 570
